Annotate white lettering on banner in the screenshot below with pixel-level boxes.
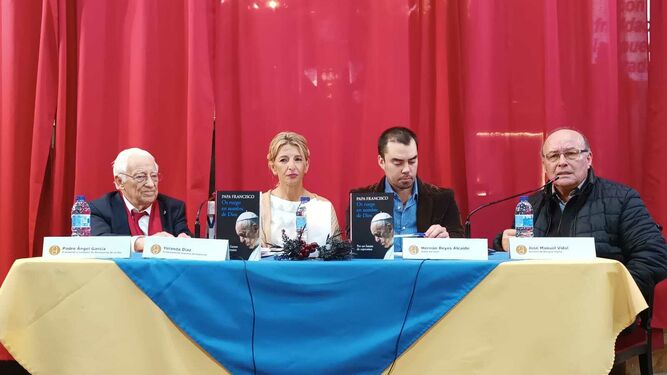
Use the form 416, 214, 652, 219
593, 0, 648, 81
355, 196, 390, 201
219, 194, 256, 199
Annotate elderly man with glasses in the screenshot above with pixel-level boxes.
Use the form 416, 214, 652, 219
90, 147, 191, 252
495, 128, 667, 301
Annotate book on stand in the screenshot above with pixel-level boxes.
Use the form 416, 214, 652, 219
216, 191, 262, 260
350, 192, 394, 259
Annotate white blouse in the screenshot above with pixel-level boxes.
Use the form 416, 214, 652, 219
269, 195, 301, 246
268, 195, 332, 246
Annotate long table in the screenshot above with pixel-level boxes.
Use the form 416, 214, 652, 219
0, 257, 647, 375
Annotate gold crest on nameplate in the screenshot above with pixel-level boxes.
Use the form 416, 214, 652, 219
516, 245, 528, 255
150, 244, 162, 254
408, 245, 420, 255
48, 245, 61, 256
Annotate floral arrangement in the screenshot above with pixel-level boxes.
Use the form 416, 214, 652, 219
274, 229, 353, 261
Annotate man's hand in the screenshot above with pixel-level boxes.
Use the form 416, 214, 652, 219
153, 231, 175, 237
134, 236, 145, 252
501, 229, 516, 251
424, 224, 450, 238
134, 232, 172, 252
134, 232, 187, 252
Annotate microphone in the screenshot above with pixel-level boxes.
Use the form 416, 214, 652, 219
194, 193, 215, 239
463, 176, 560, 238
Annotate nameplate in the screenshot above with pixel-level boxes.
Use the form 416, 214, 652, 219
142, 237, 228, 261
401, 238, 488, 260
42, 236, 132, 259
509, 237, 596, 260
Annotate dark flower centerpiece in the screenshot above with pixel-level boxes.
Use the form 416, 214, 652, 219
274, 229, 353, 261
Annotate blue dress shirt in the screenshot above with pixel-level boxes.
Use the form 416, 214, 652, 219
384, 179, 418, 252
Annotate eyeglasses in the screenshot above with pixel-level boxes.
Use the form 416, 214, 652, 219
119, 172, 162, 184
543, 149, 589, 163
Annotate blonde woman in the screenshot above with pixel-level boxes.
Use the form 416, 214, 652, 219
261, 131, 339, 247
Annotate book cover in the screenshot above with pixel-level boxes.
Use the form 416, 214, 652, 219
350, 193, 394, 259
216, 191, 261, 260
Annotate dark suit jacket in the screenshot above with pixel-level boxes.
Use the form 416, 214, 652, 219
90, 191, 192, 237
347, 176, 465, 238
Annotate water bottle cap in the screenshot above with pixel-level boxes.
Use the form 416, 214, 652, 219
519, 196, 528, 201
299, 196, 311, 203
76, 195, 86, 201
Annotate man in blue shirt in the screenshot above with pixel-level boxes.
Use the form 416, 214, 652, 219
348, 127, 464, 252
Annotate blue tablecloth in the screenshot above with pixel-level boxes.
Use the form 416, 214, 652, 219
115, 258, 502, 374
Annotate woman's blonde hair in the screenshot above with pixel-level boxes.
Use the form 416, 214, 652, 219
267, 131, 310, 165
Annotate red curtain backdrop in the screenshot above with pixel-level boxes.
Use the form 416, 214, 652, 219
213, 0, 660, 239
1, 0, 665, 361
214, 0, 411, 217
0, 0, 44, 360
454, 0, 653, 238
1, 0, 215, 359
409, 0, 468, 210
0, 0, 41, 272
65, 0, 215, 229
647, 0, 667, 229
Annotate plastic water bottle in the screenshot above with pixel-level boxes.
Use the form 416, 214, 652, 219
71, 195, 91, 236
515, 196, 534, 237
296, 196, 310, 240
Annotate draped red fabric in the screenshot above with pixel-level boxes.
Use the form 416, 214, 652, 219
213, 0, 661, 242
28, 0, 59, 261
214, 1, 411, 225
1, 1, 215, 360
0, 0, 44, 361
0, 0, 42, 278
22, 0, 216, 252
646, 1, 667, 229
409, 0, 468, 211
458, 0, 549, 240
457, 0, 653, 239
30, 0, 77, 264
66, 0, 215, 229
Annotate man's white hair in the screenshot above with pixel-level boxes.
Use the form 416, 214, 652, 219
370, 212, 393, 229
371, 212, 392, 224
236, 211, 259, 225
112, 148, 158, 180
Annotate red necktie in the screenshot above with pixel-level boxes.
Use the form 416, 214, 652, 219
131, 210, 148, 235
